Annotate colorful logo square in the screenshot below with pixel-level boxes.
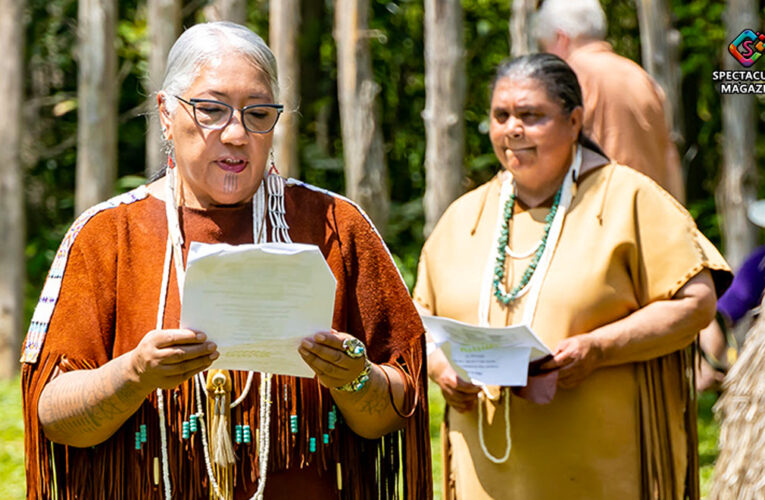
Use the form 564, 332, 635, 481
729, 29, 765, 67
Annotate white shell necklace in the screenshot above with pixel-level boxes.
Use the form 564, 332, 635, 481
155, 166, 290, 499
474, 146, 582, 464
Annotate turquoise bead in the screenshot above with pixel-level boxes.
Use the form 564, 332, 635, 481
182, 421, 190, 440
135, 431, 142, 450
323, 433, 329, 444
243, 425, 252, 444
189, 415, 198, 433
493, 184, 563, 306
309, 437, 317, 453
140, 424, 147, 443
235, 424, 243, 444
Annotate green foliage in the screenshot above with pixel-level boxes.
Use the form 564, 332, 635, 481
21, 0, 746, 297
0, 376, 24, 500
698, 390, 720, 497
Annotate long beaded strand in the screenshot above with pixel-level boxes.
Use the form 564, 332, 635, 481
155, 165, 286, 499
476, 146, 582, 464
492, 185, 563, 305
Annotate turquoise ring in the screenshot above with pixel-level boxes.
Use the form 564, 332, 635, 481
342, 338, 366, 359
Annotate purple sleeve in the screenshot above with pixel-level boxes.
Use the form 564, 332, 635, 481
718, 245, 765, 324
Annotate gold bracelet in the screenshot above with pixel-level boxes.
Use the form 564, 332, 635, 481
334, 359, 372, 392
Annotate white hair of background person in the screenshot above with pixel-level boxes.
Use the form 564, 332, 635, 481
159, 21, 280, 117
533, 0, 607, 46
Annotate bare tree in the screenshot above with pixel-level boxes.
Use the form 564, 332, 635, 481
203, 0, 247, 23
636, 0, 684, 146
76, 0, 118, 214
509, 0, 537, 57
334, 0, 389, 233
0, 0, 25, 378
270, 0, 301, 179
145, 0, 181, 177
423, 0, 465, 236
718, 0, 758, 270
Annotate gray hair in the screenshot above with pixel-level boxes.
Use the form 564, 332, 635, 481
160, 21, 279, 114
533, 0, 607, 45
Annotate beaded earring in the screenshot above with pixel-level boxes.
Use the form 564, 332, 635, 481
268, 150, 279, 175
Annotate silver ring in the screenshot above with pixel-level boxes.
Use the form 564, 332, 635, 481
342, 338, 366, 359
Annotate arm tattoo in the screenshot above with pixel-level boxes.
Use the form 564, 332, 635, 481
40, 356, 144, 439
353, 371, 390, 416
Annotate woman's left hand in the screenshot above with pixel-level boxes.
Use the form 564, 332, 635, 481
538, 334, 604, 389
299, 330, 367, 390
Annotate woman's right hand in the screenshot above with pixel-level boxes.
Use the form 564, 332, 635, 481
129, 329, 219, 391
428, 348, 481, 413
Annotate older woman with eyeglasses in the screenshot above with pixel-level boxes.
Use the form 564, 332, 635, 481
21, 22, 430, 499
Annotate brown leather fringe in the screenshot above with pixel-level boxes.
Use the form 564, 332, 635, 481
637, 347, 698, 500
23, 336, 432, 499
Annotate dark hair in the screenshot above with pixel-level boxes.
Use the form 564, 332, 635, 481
490, 53, 607, 157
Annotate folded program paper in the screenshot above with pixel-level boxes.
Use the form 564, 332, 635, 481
422, 315, 551, 387
181, 241, 337, 378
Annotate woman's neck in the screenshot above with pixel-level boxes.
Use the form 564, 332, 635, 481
513, 171, 568, 208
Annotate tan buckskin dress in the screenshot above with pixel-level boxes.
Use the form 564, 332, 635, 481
414, 156, 730, 500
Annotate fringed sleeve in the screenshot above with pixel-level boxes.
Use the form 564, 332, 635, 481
332, 199, 433, 500
21, 215, 118, 499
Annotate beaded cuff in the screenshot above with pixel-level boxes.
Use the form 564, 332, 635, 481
334, 359, 372, 392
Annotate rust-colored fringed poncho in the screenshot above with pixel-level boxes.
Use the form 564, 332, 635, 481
21, 177, 431, 499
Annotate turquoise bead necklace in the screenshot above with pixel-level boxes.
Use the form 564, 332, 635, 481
492, 184, 563, 305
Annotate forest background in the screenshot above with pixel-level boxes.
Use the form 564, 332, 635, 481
17, 0, 750, 312
0, 0, 761, 497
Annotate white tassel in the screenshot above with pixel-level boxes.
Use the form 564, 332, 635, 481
210, 372, 236, 466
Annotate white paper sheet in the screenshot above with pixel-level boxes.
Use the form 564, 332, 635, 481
422, 315, 552, 386
181, 241, 337, 378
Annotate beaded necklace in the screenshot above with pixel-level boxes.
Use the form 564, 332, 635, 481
492, 186, 563, 305
156, 165, 283, 500
475, 145, 582, 464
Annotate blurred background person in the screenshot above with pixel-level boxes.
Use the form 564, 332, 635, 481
697, 201, 765, 391
534, 0, 685, 202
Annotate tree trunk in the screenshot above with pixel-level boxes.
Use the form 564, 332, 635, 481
76, 0, 118, 214
145, 0, 181, 178
423, 0, 465, 236
636, 0, 684, 145
334, 0, 389, 234
718, 0, 758, 270
270, 0, 301, 179
509, 0, 537, 57
0, 0, 25, 378
203, 0, 247, 24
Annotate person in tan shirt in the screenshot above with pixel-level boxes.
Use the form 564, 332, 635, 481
533, 0, 685, 201
416, 53, 729, 499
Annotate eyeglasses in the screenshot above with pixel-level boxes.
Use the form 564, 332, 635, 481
175, 96, 283, 134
